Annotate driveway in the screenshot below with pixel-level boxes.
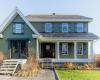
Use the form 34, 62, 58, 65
0, 69, 56, 80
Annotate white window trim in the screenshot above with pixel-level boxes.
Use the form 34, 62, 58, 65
62, 23, 68, 32
77, 23, 84, 32
45, 23, 52, 32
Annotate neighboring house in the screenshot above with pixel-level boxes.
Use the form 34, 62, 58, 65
0, 8, 99, 63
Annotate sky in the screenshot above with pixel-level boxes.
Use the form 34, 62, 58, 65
0, 0, 99, 53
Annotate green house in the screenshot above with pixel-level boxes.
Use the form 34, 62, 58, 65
0, 8, 99, 63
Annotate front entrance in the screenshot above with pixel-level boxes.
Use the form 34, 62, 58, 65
10, 40, 28, 59
41, 43, 55, 58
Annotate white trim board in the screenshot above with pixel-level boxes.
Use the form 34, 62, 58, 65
28, 19, 93, 22
39, 37, 94, 41
0, 7, 40, 36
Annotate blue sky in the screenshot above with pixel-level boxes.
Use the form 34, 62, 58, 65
0, 0, 100, 53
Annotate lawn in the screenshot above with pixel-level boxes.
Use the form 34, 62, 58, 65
56, 70, 100, 80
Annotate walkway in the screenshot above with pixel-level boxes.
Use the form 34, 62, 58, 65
0, 69, 56, 80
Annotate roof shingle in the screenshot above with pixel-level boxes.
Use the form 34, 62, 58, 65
26, 14, 92, 22
40, 32, 99, 40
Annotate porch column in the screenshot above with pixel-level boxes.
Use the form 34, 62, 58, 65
90, 41, 94, 61
56, 41, 60, 59
74, 41, 77, 59
36, 39, 39, 60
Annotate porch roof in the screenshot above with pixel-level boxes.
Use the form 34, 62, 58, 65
40, 32, 99, 40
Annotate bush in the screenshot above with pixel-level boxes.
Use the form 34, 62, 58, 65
54, 64, 59, 68
82, 64, 95, 70
63, 63, 78, 70
95, 57, 100, 68
16, 48, 41, 77
0, 51, 5, 63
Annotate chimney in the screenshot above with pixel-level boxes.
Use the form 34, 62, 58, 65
52, 13, 56, 15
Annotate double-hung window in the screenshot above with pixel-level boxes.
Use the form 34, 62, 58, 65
62, 23, 68, 32
61, 43, 68, 54
13, 23, 23, 34
45, 23, 52, 32
77, 23, 84, 32
77, 42, 88, 55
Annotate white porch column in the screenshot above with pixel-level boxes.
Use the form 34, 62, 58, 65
74, 41, 77, 59
90, 41, 94, 61
36, 39, 39, 60
56, 41, 60, 59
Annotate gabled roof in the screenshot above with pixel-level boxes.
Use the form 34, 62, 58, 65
40, 32, 99, 40
26, 14, 93, 22
0, 8, 40, 35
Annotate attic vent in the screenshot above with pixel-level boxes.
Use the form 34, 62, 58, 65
52, 13, 56, 15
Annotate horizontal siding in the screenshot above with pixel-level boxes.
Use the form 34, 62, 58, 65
31, 22, 88, 33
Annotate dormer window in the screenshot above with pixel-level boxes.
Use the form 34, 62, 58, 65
62, 23, 68, 32
13, 23, 23, 34
77, 23, 83, 32
45, 23, 52, 32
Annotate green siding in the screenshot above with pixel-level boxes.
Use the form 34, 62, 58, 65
31, 22, 88, 33
0, 14, 37, 58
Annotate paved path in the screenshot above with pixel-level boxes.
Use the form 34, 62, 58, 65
0, 69, 56, 80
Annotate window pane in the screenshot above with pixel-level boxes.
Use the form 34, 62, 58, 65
62, 43, 68, 54
77, 42, 83, 55
62, 23, 68, 32
77, 42, 88, 55
83, 43, 88, 55
77, 23, 83, 32
45, 23, 52, 32
13, 23, 23, 34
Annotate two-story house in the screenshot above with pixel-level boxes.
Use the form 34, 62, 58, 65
0, 8, 99, 63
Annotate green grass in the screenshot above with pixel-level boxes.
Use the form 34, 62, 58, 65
56, 70, 100, 80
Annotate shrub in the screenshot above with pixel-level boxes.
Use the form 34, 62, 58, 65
54, 64, 59, 68
16, 48, 41, 77
63, 63, 78, 70
82, 64, 95, 70
95, 57, 100, 68
0, 51, 5, 63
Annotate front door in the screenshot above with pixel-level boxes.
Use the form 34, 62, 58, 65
10, 40, 28, 59
41, 43, 55, 58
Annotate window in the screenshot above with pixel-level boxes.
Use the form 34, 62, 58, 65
60, 42, 74, 55
61, 43, 68, 54
13, 23, 23, 34
62, 23, 68, 32
45, 23, 52, 32
77, 23, 83, 32
77, 42, 88, 55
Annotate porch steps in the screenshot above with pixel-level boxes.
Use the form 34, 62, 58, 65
0, 59, 20, 75
41, 58, 53, 69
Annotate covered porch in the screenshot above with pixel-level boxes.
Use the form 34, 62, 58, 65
36, 39, 94, 63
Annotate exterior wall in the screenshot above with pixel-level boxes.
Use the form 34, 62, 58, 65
0, 15, 36, 58
31, 22, 88, 33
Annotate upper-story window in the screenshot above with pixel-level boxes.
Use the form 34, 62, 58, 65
45, 23, 52, 32
13, 23, 23, 34
77, 23, 84, 32
62, 23, 68, 32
